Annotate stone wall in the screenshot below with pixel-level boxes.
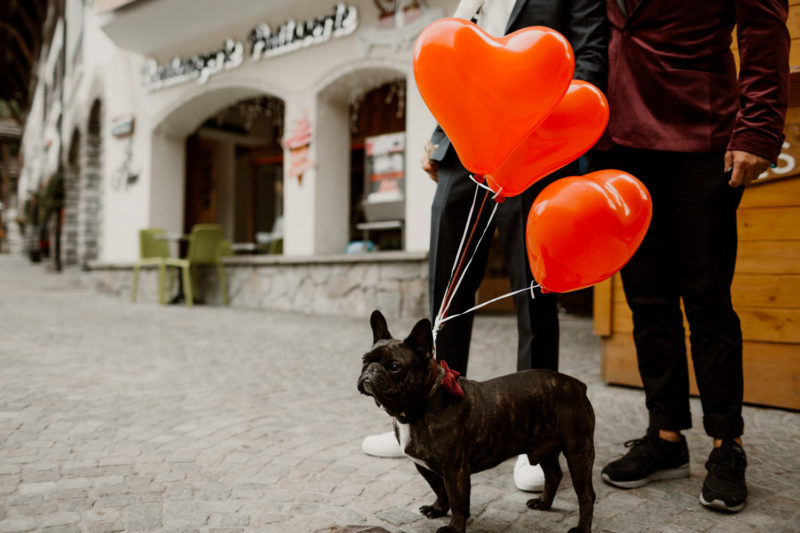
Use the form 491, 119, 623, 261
86, 251, 429, 319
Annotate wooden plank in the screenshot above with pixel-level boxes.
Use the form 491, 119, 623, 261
731, 274, 800, 308
602, 336, 800, 410
740, 176, 800, 209
786, 107, 800, 124
791, 41, 800, 69
791, 9, 800, 39
737, 206, 800, 241
736, 242, 800, 275
611, 302, 800, 343
739, 308, 800, 344
611, 274, 800, 309
593, 278, 612, 336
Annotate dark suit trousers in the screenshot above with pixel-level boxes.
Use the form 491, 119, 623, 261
598, 146, 745, 438
429, 155, 569, 376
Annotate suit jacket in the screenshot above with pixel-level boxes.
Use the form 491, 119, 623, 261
605, 0, 789, 161
431, 0, 609, 163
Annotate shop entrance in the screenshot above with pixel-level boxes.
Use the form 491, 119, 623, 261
348, 79, 406, 251
184, 95, 285, 252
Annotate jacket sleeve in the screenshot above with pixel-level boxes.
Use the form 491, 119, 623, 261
429, 124, 452, 162
727, 0, 789, 162
569, 0, 608, 89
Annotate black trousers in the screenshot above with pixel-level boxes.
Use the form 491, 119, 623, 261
429, 155, 571, 376
597, 146, 745, 439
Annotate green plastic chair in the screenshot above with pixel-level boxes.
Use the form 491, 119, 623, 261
131, 228, 169, 304
165, 224, 229, 307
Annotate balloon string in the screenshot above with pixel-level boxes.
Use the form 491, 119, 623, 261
433, 184, 501, 357
435, 185, 490, 329
437, 281, 540, 326
432, 181, 488, 358
439, 199, 498, 323
448, 181, 481, 283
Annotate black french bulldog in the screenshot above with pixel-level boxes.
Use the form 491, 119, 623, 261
357, 310, 596, 533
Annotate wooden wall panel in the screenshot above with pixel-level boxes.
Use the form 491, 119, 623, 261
738, 207, 800, 241
593, 279, 612, 336
603, 336, 800, 410
740, 178, 800, 209
736, 242, 800, 275
731, 274, 800, 308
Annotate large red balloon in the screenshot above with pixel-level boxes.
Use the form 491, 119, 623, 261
486, 80, 609, 198
526, 170, 652, 293
413, 19, 574, 175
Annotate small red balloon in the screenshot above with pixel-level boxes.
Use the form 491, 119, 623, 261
526, 170, 652, 293
413, 19, 574, 175
486, 80, 609, 197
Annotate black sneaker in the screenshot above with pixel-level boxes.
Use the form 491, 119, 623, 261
700, 440, 747, 512
601, 428, 690, 488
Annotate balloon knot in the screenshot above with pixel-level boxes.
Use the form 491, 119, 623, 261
472, 174, 485, 184
493, 193, 505, 203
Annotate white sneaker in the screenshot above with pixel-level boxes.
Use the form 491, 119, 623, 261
362, 431, 404, 458
514, 455, 545, 492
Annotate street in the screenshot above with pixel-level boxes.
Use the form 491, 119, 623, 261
1, 255, 798, 532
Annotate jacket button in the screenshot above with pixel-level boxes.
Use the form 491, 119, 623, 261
623, 30, 632, 38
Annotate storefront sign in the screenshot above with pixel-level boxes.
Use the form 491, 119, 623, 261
111, 115, 135, 137
283, 113, 316, 185
248, 4, 358, 61
142, 39, 243, 91
141, 4, 358, 91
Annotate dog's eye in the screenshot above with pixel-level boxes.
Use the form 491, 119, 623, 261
387, 362, 401, 373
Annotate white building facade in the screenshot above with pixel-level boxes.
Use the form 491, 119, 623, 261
18, 0, 470, 318
19, 0, 465, 265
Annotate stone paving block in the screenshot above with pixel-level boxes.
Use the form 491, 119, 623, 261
0, 517, 38, 533
125, 502, 162, 530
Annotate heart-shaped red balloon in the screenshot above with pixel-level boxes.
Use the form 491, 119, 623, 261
413, 19, 574, 175
526, 170, 652, 293
486, 80, 609, 198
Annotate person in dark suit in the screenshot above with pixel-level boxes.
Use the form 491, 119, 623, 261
597, 0, 789, 513
361, 0, 607, 490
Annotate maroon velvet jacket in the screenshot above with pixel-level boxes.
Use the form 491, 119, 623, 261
605, 0, 789, 161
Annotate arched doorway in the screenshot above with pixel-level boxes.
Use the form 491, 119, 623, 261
349, 79, 406, 251
149, 85, 286, 253
184, 95, 285, 250
63, 129, 81, 266
80, 99, 103, 265
316, 65, 408, 254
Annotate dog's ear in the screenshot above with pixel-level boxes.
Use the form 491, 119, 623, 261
370, 310, 392, 343
404, 318, 433, 359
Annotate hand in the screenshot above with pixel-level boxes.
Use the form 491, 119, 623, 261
724, 150, 771, 188
422, 141, 439, 182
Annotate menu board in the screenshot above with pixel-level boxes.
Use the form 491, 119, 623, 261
363, 132, 405, 221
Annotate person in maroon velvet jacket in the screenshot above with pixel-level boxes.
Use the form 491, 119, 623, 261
597, 0, 789, 513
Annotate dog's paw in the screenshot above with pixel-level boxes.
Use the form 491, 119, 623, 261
420, 504, 448, 518
526, 497, 552, 511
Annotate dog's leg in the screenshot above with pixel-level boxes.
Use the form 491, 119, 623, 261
525, 452, 561, 511
437, 465, 471, 533
416, 464, 450, 518
564, 446, 595, 533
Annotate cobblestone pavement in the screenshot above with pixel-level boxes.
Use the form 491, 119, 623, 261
1, 254, 799, 533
